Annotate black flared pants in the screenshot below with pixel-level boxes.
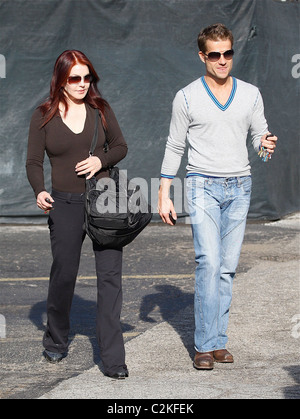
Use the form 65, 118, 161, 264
43, 190, 126, 376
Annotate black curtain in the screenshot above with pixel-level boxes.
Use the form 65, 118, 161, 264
0, 0, 299, 222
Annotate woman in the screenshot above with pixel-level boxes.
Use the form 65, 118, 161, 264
26, 50, 128, 379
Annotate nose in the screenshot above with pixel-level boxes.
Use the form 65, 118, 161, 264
219, 55, 227, 65
79, 78, 85, 87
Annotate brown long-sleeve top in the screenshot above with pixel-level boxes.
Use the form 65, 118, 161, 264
26, 103, 128, 197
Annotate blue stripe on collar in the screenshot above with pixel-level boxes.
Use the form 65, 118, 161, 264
201, 76, 237, 111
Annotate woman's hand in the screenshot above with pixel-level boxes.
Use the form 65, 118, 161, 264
75, 156, 102, 179
36, 191, 54, 212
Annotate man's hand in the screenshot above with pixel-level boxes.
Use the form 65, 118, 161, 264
158, 178, 177, 226
260, 132, 278, 155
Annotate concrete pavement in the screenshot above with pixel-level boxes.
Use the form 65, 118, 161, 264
0, 214, 299, 400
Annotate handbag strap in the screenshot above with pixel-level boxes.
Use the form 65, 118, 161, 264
89, 108, 109, 156
89, 108, 100, 156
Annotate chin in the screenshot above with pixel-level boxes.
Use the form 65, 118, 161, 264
216, 71, 230, 78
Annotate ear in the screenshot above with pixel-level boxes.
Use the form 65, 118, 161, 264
198, 51, 206, 64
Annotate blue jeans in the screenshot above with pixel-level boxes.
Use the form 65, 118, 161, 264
186, 175, 252, 353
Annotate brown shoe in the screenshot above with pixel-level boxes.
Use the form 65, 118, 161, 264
213, 349, 234, 363
193, 351, 214, 370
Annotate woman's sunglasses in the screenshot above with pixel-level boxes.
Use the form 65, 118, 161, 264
203, 49, 234, 62
67, 74, 93, 85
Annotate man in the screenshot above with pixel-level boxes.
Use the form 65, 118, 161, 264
158, 23, 277, 370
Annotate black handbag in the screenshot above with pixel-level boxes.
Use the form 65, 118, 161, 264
84, 109, 152, 248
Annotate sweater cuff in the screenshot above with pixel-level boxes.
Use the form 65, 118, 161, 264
160, 174, 175, 179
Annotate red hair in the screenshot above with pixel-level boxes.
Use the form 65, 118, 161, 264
39, 50, 109, 128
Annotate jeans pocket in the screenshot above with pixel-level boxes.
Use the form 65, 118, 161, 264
186, 177, 205, 202
240, 176, 252, 194
186, 177, 205, 224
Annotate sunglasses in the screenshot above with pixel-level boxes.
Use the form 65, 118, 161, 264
203, 49, 234, 62
67, 74, 93, 84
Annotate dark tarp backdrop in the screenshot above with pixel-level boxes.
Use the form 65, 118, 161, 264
0, 0, 299, 222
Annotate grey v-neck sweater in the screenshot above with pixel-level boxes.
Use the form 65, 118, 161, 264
161, 77, 268, 179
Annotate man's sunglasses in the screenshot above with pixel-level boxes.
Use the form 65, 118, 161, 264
203, 49, 234, 62
67, 74, 93, 85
